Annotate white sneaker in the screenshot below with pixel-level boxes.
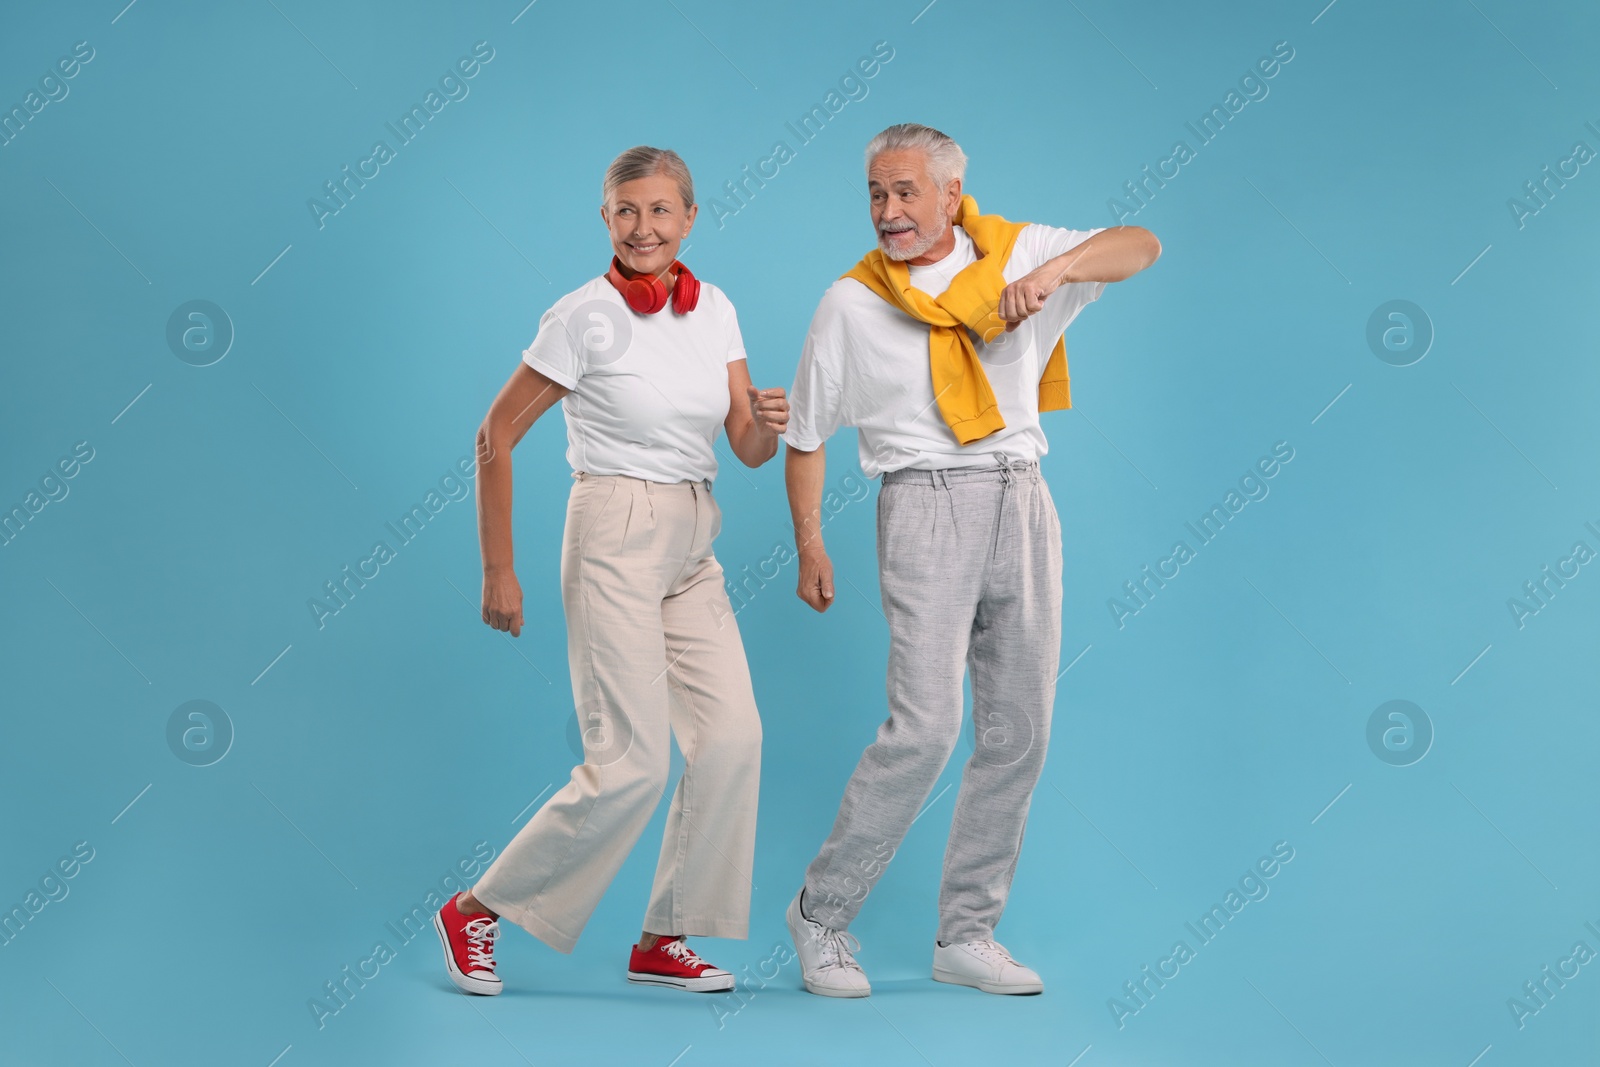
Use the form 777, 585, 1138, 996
932, 939, 1043, 995
786, 889, 871, 998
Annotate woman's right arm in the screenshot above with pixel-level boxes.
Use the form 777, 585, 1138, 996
477, 363, 570, 637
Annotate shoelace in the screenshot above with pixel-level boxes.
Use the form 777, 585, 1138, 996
463, 916, 499, 971
812, 927, 863, 971
661, 938, 712, 971
964, 939, 1016, 966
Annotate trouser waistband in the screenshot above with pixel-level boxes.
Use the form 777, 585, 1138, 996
881, 461, 1040, 486
573, 470, 713, 493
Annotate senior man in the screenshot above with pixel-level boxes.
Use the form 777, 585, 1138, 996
782, 123, 1160, 997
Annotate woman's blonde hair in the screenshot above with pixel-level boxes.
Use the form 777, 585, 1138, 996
601, 146, 695, 209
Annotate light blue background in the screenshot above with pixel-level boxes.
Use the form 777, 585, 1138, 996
3, 1, 1597, 1064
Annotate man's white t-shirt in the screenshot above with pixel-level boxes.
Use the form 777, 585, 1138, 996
784, 224, 1106, 477
522, 276, 746, 484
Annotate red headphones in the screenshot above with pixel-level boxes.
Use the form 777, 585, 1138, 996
606, 256, 700, 315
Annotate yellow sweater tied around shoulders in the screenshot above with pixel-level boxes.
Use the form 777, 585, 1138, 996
843, 194, 1072, 446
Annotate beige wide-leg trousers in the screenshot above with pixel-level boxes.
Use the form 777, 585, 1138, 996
471, 472, 762, 953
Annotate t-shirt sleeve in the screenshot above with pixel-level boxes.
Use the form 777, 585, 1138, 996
782, 292, 846, 453
1016, 223, 1108, 342
720, 290, 750, 364
520, 305, 581, 389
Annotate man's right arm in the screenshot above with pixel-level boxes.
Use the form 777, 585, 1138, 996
786, 443, 835, 612
783, 288, 848, 614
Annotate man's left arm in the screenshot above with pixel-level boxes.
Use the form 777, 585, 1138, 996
999, 226, 1161, 330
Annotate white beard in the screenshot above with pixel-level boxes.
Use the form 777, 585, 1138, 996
879, 216, 949, 262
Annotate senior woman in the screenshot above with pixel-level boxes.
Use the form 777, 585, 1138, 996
434, 146, 789, 995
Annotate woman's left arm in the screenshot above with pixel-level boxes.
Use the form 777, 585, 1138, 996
724, 358, 789, 468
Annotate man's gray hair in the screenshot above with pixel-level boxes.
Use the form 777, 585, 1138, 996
602, 145, 695, 208
864, 123, 967, 192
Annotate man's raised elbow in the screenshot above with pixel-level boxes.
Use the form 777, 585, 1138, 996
1138, 228, 1162, 267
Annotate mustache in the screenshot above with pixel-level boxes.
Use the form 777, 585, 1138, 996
878, 222, 916, 234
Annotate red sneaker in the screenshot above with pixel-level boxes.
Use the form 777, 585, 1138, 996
434, 893, 502, 995
627, 937, 735, 992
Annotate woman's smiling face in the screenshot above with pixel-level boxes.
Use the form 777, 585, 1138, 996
602, 169, 697, 277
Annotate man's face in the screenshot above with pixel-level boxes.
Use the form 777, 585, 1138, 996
868, 148, 960, 264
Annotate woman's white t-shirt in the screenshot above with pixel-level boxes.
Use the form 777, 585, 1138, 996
522, 276, 746, 484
